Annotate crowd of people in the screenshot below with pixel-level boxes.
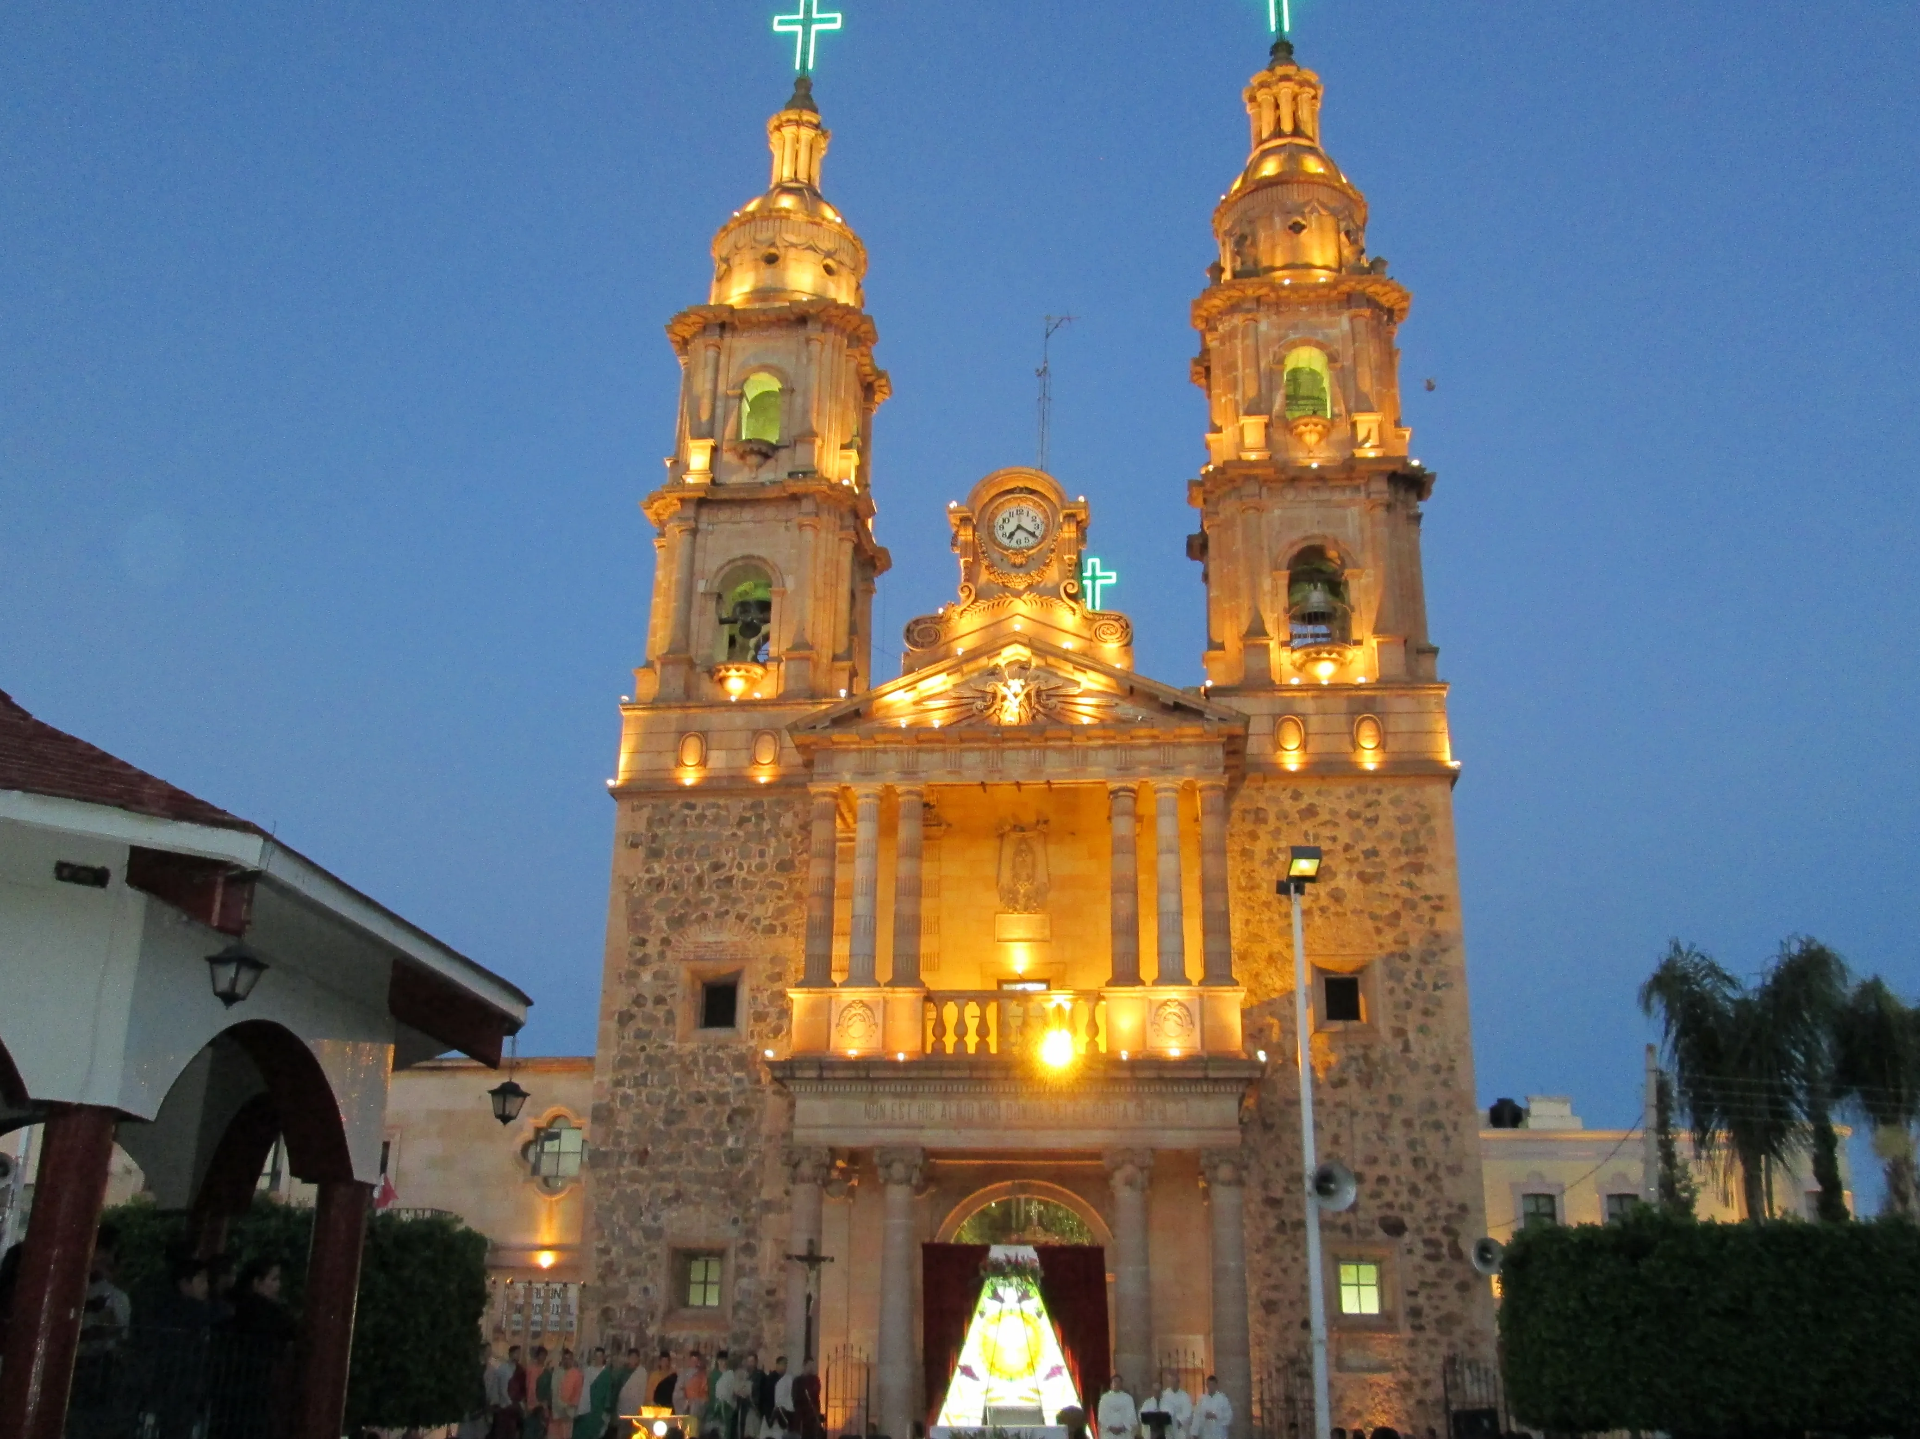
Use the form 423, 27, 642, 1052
0, 1225, 299, 1439
480, 1347, 826, 1439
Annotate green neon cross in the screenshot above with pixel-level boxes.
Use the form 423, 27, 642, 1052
774, 0, 843, 73
1268, 0, 1292, 33
1080, 555, 1117, 611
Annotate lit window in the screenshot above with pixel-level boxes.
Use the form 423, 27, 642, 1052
529, 1119, 585, 1191
1521, 1192, 1558, 1229
701, 979, 740, 1031
684, 1254, 723, 1309
741, 373, 782, 443
1337, 1261, 1381, 1316
1322, 974, 1363, 1024
1282, 347, 1333, 421
1604, 1193, 1639, 1224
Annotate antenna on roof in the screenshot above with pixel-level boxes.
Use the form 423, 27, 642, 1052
1036, 315, 1074, 472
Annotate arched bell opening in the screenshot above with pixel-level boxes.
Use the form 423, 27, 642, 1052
1281, 346, 1334, 422
1285, 544, 1353, 650
740, 371, 784, 444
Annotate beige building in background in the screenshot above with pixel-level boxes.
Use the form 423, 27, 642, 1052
1479, 1092, 1851, 1235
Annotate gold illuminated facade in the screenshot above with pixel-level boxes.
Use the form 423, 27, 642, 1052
590, 43, 1493, 1439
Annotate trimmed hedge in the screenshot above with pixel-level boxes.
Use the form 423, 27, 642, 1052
104, 1199, 487, 1430
1499, 1211, 1920, 1437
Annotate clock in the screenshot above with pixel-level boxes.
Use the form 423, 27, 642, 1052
991, 501, 1048, 553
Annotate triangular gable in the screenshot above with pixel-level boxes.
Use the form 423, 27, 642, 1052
791, 638, 1245, 736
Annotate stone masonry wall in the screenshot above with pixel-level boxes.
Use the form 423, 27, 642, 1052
1228, 774, 1495, 1432
587, 789, 807, 1357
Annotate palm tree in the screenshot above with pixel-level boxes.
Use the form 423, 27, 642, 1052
1762, 938, 1851, 1220
1640, 942, 1804, 1220
1834, 977, 1920, 1218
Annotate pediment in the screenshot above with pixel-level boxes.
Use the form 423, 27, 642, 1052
790, 640, 1245, 738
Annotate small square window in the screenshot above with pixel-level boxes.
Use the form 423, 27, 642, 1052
1521, 1192, 1559, 1228
701, 980, 740, 1031
1322, 974, 1363, 1023
1604, 1193, 1639, 1224
682, 1253, 723, 1309
1337, 1261, 1381, 1316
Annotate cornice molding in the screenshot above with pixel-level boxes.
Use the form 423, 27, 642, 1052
1191, 273, 1412, 330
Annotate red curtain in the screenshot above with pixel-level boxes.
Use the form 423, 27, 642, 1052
922, 1244, 989, 1426
921, 1244, 1111, 1426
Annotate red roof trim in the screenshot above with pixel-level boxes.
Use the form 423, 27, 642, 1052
0, 690, 263, 836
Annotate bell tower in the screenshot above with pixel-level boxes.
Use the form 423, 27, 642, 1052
634, 76, 891, 708
1189, 38, 1437, 694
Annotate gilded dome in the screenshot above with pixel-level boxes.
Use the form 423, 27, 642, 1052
1214, 40, 1370, 279
710, 78, 867, 309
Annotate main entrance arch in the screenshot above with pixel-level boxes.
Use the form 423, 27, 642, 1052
926, 1182, 1113, 1426
935, 1180, 1113, 1249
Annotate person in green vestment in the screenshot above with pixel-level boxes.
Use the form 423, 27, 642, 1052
577, 1346, 617, 1439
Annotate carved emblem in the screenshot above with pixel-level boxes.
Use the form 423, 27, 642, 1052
927, 659, 1086, 727
834, 1000, 878, 1049
995, 822, 1050, 915
1151, 999, 1198, 1045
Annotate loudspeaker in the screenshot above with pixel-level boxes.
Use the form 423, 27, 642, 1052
1470, 1236, 1504, 1276
1310, 1161, 1357, 1212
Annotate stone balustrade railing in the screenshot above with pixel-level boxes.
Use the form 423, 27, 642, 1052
924, 989, 1105, 1058
787, 983, 1245, 1060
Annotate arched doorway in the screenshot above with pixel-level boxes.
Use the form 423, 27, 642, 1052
925, 1184, 1112, 1426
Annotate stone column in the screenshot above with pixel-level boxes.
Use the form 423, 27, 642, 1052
296, 1179, 372, 1439
890, 786, 925, 987
1197, 780, 1233, 986
1151, 781, 1189, 985
785, 1148, 832, 1367
1105, 1149, 1155, 1394
1203, 1151, 1253, 1439
803, 787, 840, 986
875, 1147, 926, 1439
847, 786, 883, 986
0, 1104, 117, 1439
1108, 784, 1142, 986
664, 517, 699, 657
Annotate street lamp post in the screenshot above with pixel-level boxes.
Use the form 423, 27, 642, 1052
1278, 846, 1331, 1439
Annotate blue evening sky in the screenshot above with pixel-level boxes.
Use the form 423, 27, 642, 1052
5, 3, 1917, 1203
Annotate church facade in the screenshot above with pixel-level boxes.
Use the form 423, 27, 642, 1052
588, 42, 1494, 1438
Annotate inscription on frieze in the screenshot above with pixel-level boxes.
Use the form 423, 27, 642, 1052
858, 1094, 1188, 1127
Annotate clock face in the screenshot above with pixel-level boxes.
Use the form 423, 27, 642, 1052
991, 501, 1048, 553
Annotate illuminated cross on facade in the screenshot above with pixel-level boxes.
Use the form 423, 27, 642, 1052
773, 0, 844, 73
1081, 555, 1117, 611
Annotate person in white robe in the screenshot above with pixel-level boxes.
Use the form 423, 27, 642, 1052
771, 1366, 797, 1439
1144, 1371, 1193, 1439
1194, 1377, 1232, 1439
1097, 1376, 1138, 1439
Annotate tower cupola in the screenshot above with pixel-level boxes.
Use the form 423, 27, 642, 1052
1214, 39, 1369, 280
711, 76, 867, 309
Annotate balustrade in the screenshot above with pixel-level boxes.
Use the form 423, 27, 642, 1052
922, 990, 1106, 1058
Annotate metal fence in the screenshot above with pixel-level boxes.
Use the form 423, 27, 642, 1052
67, 1327, 295, 1439
1440, 1355, 1505, 1439
1251, 1352, 1312, 1439
822, 1344, 871, 1437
